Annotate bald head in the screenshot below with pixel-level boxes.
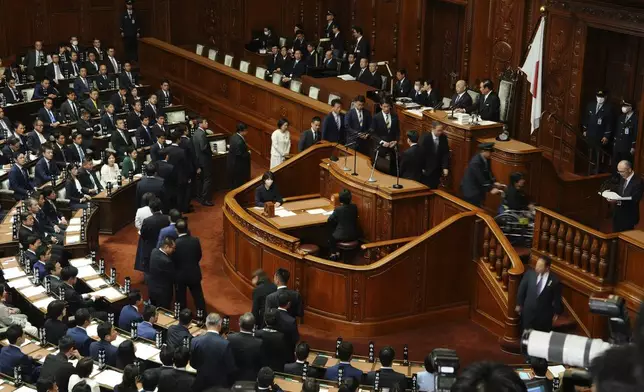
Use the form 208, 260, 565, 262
455, 80, 467, 94
617, 160, 634, 179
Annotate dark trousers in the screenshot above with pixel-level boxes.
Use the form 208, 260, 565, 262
123, 37, 138, 62
422, 170, 441, 189
176, 280, 206, 312
150, 285, 173, 309
177, 181, 192, 212
197, 164, 213, 201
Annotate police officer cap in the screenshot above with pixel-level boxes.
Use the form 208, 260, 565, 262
125, 0, 134, 5
327, 11, 335, 16
596, 90, 606, 97
622, 100, 632, 107
478, 142, 495, 151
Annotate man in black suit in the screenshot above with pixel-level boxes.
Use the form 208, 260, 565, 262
101, 103, 117, 133
68, 132, 87, 165
460, 142, 505, 207
65, 51, 81, 78
611, 100, 638, 170
111, 118, 134, 159
61, 266, 100, 316
149, 237, 176, 308
477, 79, 501, 122
193, 118, 214, 206
94, 65, 113, 90
393, 69, 412, 99
138, 198, 168, 273
284, 342, 323, 379
166, 308, 193, 350
145, 94, 162, 122
345, 95, 372, 153
41, 186, 68, 228
34, 143, 60, 186
137, 115, 156, 148
611, 160, 644, 232
44, 54, 65, 86
88, 39, 105, 62
136, 163, 165, 208
366, 62, 382, 89
158, 347, 196, 392
321, 50, 338, 75
174, 220, 206, 310
356, 58, 373, 86
37, 98, 61, 137
157, 80, 173, 108
151, 114, 169, 138
121, 0, 142, 61
0, 108, 14, 138
516, 256, 563, 333
104, 47, 120, 74
83, 52, 100, 76
451, 80, 473, 113
227, 123, 251, 189
10, 121, 28, 153
583, 90, 614, 160
264, 268, 303, 318
399, 130, 423, 182
298, 117, 321, 152
251, 269, 276, 329
321, 99, 345, 143
119, 62, 138, 89
39, 336, 80, 392
291, 30, 307, 55
266, 46, 281, 73
410, 79, 427, 105
190, 313, 236, 390
275, 291, 299, 360
110, 86, 129, 113
23, 41, 45, 80
27, 119, 49, 155
166, 131, 191, 211
78, 157, 103, 195
60, 90, 81, 123
351, 27, 370, 61
330, 24, 345, 58
129, 101, 145, 131
255, 309, 289, 372
282, 50, 306, 86
420, 121, 450, 189
366, 347, 407, 389
3, 78, 23, 104
325, 11, 337, 38
305, 43, 319, 69
83, 89, 102, 117
423, 79, 441, 108
340, 53, 359, 78
227, 312, 263, 381
156, 149, 176, 207
370, 100, 400, 174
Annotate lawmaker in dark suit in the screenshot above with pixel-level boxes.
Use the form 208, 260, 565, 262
320, 51, 338, 75
351, 27, 370, 61
101, 107, 117, 133
138, 199, 169, 272
44, 300, 68, 346
193, 118, 214, 206
450, 80, 473, 112
274, 293, 299, 357
423, 80, 441, 108
420, 121, 450, 189
3, 79, 22, 104
356, 60, 373, 86
516, 256, 563, 333
460, 142, 504, 207
66, 309, 94, 356
264, 268, 303, 319
281, 51, 306, 85
251, 270, 277, 329
119, 63, 138, 89
118, 292, 143, 331
157, 81, 173, 108
227, 313, 263, 381
0, 325, 36, 383
173, 220, 206, 311
327, 189, 360, 261
370, 100, 400, 174
612, 160, 644, 232
94, 68, 113, 91
477, 79, 501, 121
255, 309, 290, 372
399, 130, 423, 182
166, 308, 193, 350
158, 350, 196, 392
321, 100, 345, 143
611, 100, 638, 168
298, 117, 321, 152
136, 164, 165, 208
409, 80, 427, 105
255, 171, 283, 207
111, 119, 134, 158
34, 145, 60, 186
330, 25, 345, 57
39, 336, 78, 392
129, 106, 146, 132
339, 54, 359, 78
83, 90, 102, 117
89, 322, 119, 366
227, 124, 251, 189
110, 88, 130, 113
393, 69, 412, 98
190, 313, 236, 390
8, 152, 35, 200
23, 42, 46, 78
583, 90, 614, 152
285, 342, 323, 379
325, 341, 364, 382
73, 69, 92, 98
344, 96, 372, 152
366, 347, 408, 389
60, 92, 82, 123
148, 238, 176, 309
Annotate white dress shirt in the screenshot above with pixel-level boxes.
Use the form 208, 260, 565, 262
100, 164, 120, 187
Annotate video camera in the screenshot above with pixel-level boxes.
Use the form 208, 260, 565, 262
430, 348, 459, 392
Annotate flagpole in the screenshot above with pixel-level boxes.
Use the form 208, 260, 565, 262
519, 7, 547, 69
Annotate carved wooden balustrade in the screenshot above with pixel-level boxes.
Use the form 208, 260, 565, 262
533, 207, 618, 284
361, 236, 418, 263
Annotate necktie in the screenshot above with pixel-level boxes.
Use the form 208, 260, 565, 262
71, 101, 77, 118
46, 160, 50, 173
312, 131, 316, 142
93, 100, 97, 109
455, 94, 461, 104
112, 58, 118, 72
36, 52, 40, 66
359, 69, 364, 78
433, 137, 439, 153
596, 103, 602, 113
11, 89, 16, 100
385, 114, 390, 129
357, 111, 363, 127
335, 114, 340, 129
537, 275, 546, 295
77, 145, 84, 161
48, 110, 55, 123
73, 63, 78, 75
59, 145, 67, 162
82, 78, 87, 87
127, 72, 132, 83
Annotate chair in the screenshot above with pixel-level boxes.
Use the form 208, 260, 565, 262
289, 79, 302, 94
442, 97, 452, 108
224, 54, 234, 67
255, 66, 267, 80
337, 240, 360, 264
328, 93, 341, 105
196, 44, 204, 56
308, 86, 320, 100
271, 72, 283, 86
298, 244, 320, 256
239, 60, 250, 74
208, 49, 218, 61
279, 37, 287, 48
467, 89, 480, 109
498, 68, 520, 127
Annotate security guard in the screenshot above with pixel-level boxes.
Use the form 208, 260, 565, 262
121, 0, 142, 62
460, 142, 506, 207
612, 99, 637, 170
583, 90, 614, 171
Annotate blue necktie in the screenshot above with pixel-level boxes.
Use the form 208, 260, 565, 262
48, 110, 55, 123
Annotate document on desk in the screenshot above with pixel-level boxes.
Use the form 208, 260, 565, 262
91, 287, 124, 301
70, 257, 93, 267
86, 323, 98, 337
3, 267, 26, 280
322, 211, 333, 216
134, 342, 161, 360
14, 386, 37, 392
7, 276, 33, 289
306, 209, 327, 215
600, 190, 632, 201
69, 217, 82, 225
76, 265, 98, 279
66, 225, 82, 233
337, 75, 356, 81
33, 296, 55, 310
19, 285, 45, 298
93, 369, 124, 388
275, 210, 297, 218
86, 278, 107, 289
66, 235, 81, 244
111, 334, 126, 347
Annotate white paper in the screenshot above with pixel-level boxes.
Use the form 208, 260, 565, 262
19, 285, 46, 297
92, 287, 124, 301
93, 369, 124, 388
86, 323, 99, 337
600, 190, 632, 201
69, 218, 81, 225
33, 296, 55, 309
306, 209, 327, 215
134, 342, 160, 360
90, 363, 101, 378
86, 278, 107, 289
14, 387, 37, 392
337, 74, 355, 81
3, 267, 26, 280
76, 265, 98, 279
70, 258, 93, 267
66, 235, 81, 244
111, 334, 126, 347
548, 365, 566, 377
66, 225, 82, 233
7, 277, 34, 289
275, 210, 297, 218
322, 211, 333, 216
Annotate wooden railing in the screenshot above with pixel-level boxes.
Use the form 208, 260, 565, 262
361, 236, 418, 262
533, 207, 617, 284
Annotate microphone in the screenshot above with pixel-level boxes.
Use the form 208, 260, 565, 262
319, 38, 331, 43
376, 61, 388, 66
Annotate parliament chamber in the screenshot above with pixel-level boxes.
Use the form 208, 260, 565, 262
0, 0, 641, 391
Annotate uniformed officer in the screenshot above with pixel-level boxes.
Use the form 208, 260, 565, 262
121, 0, 142, 62
460, 142, 506, 207
583, 90, 614, 172
612, 99, 638, 170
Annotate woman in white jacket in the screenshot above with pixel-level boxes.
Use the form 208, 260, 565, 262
270, 118, 291, 169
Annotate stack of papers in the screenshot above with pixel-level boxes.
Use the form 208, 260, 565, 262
3, 267, 26, 280
86, 278, 107, 289
134, 342, 160, 360
18, 285, 45, 298
33, 297, 55, 309
7, 277, 33, 289
66, 225, 82, 233
69, 217, 82, 225
93, 369, 124, 388
111, 334, 127, 347
306, 209, 327, 215
91, 287, 124, 301
70, 258, 93, 267
86, 323, 99, 337
275, 210, 297, 218
15, 386, 37, 392
600, 190, 632, 201
66, 235, 81, 244
76, 265, 98, 279
322, 211, 333, 216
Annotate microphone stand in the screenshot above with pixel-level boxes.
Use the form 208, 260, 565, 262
368, 146, 381, 183
342, 142, 357, 171
352, 143, 359, 176
392, 144, 402, 189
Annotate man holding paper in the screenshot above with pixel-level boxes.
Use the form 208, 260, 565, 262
610, 160, 644, 232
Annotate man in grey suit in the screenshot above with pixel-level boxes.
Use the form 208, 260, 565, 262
59, 91, 81, 123
192, 118, 214, 206
298, 117, 321, 152
515, 256, 563, 333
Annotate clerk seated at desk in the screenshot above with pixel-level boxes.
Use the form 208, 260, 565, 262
328, 189, 360, 261
255, 171, 283, 207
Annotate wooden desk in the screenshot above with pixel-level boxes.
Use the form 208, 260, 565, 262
247, 197, 334, 231
301, 76, 376, 110
64, 207, 99, 258
422, 110, 503, 193
92, 178, 139, 235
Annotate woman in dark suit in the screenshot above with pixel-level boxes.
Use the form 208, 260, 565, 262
328, 189, 360, 261
114, 364, 140, 392
65, 163, 91, 210
255, 171, 284, 207
44, 300, 68, 346
115, 340, 138, 370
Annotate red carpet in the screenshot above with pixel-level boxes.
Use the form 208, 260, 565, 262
99, 162, 517, 365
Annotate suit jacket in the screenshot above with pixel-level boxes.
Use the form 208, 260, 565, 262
425, 89, 441, 108
44, 318, 67, 346
38, 107, 59, 129
166, 324, 192, 350
65, 179, 87, 204
88, 47, 105, 62
613, 174, 644, 232
325, 363, 364, 383
111, 129, 134, 157
156, 89, 173, 108
371, 111, 400, 143
192, 128, 213, 169
110, 92, 129, 113
3, 86, 22, 104
164, 144, 189, 185
151, 123, 169, 139
42, 199, 64, 226
399, 144, 423, 182
252, 280, 277, 328
284, 361, 323, 379
584, 101, 614, 145
104, 56, 121, 74
517, 269, 563, 332
140, 213, 170, 272
340, 62, 359, 78
344, 108, 372, 148
144, 102, 161, 122
128, 111, 143, 131
120, 156, 140, 178
478, 92, 501, 122
137, 125, 156, 147
60, 99, 81, 123
328, 203, 359, 241
266, 54, 281, 73
353, 37, 370, 60
298, 129, 321, 152
84, 61, 100, 76
156, 160, 175, 191
53, 142, 70, 168
265, 287, 303, 318
118, 305, 143, 331
119, 72, 138, 90
67, 326, 93, 356
173, 234, 203, 283
613, 112, 638, 153
149, 248, 175, 296
78, 167, 102, 193
101, 113, 117, 133
24, 49, 45, 74
227, 133, 251, 188
284, 60, 306, 79
33, 84, 57, 100
89, 339, 118, 366
275, 310, 299, 355
179, 136, 196, 177
322, 58, 338, 72
136, 176, 165, 208
73, 77, 91, 98
45, 63, 65, 83
191, 332, 236, 390
63, 282, 94, 317
0, 345, 34, 382
158, 368, 196, 392
83, 98, 101, 117
137, 321, 157, 340
40, 351, 75, 392
9, 164, 34, 200
419, 132, 450, 178
94, 74, 113, 91
366, 368, 408, 389
409, 90, 427, 106
322, 113, 345, 143
356, 68, 373, 86
227, 332, 263, 381
450, 92, 473, 111
35, 157, 60, 186
255, 329, 289, 372
331, 32, 345, 55
65, 61, 81, 78
394, 78, 412, 98
460, 154, 495, 207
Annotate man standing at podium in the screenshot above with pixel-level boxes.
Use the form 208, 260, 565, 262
611, 160, 644, 232
460, 142, 505, 207
370, 100, 400, 174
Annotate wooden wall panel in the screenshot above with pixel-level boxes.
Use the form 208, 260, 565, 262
237, 235, 262, 280
304, 266, 349, 318
364, 256, 418, 320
